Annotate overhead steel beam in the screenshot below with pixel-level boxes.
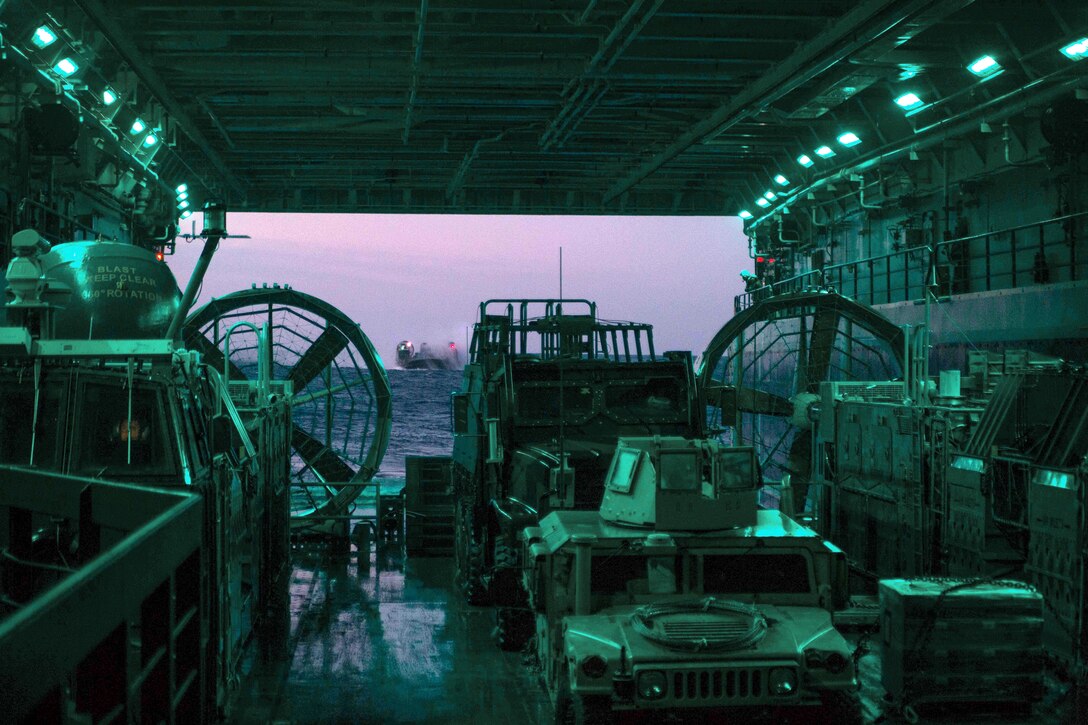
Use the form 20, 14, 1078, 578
602, 0, 970, 202
73, 0, 246, 196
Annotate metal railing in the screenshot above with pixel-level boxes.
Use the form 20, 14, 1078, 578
736, 211, 1087, 314
0, 466, 205, 723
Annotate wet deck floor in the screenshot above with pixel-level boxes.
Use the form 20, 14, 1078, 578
232, 540, 552, 724
231, 538, 1074, 724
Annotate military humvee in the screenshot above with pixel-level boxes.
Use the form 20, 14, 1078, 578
521, 436, 855, 723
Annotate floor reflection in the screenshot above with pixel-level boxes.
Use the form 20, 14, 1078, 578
233, 537, 551, 724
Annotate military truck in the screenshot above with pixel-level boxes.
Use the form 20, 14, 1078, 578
521, 436, 856, 723
450, 299, 703, 647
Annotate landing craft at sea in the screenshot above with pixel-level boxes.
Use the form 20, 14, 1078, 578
395, 339, 461, 369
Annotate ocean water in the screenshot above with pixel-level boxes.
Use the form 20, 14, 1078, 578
375, 368, 461, 486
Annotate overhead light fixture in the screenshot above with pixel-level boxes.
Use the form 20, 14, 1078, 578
897, 64, 923, 81
756, 198, 770, 208
53, 58, 79, 77
763, 191, 777, 201
178, 200, 190, 210
815, 145, 835, 158
102, 87, 118, 106
738, 210, 753, 219
967, 55, 1001, 78
180, 209, 193, 220
837, 132, 861, 147
774, 174, 789, 186
32, 26, 58, 49
895, 92, 924, 110
143, 133, 159, 148
177, 191, 189, 201
176, 183, 189, 194
130, 118, 146, 134
1060, 38, 1088, 61
797, 154, 814, 167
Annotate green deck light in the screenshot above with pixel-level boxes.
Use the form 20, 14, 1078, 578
102, 87, 118, 106
837, 132, 861, 147
739, 210, 753, 219
32, 26, 58, 49
177, 191, 189, 201
763, 190, 777, 201
143, 133, 159, 148
815, 145, 835, 158
130, 119, 146, 135
756, 198, 770, 208
967, 55, 1001, 77
53, 58, 79, 77
1060, 38, 1088, 61
176, 183, 189, 194
180, 209, 193, 220
797, 154, 814, 167
774, 174, 789, 186
178, 200, 190, 210
895, 92, 923, 110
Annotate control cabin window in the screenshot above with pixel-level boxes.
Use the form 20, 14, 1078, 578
74, 382, 176, 478
604, 377, 684, 420
702, 554, 812, 594
0, 378, 63, 469
659, 452, 698, 490
517, 384, 593, 419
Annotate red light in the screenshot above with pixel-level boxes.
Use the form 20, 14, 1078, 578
756, 256, 764, 263
449, 342, 456, 349
768, 258, 776, 264
155, 251, 165, 262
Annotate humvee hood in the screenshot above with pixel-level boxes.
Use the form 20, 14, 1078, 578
563, 603, 838, 662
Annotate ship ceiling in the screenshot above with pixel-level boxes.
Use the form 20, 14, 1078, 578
1, 0, 1087, 218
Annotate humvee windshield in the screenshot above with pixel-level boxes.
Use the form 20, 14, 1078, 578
591, 554, 681, 596
703, 554, 812, 594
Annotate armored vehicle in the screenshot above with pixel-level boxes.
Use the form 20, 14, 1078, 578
450, 299, 702, 645
521, 436, 855, 723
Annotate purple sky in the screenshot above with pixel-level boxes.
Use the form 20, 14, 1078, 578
168, 213, 749, 358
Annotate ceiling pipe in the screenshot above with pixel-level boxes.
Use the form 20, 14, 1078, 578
402, 0, 429, 145
748, 66, 1087, 229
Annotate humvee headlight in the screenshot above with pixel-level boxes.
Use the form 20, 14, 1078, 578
769, 667, 797, 696
803, 649, 849, 674
637, 671, 667, 700
581, 655, 608, 679
824, 652, 848, 674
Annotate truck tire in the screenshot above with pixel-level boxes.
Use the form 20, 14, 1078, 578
455, 502, 490, 605
554, 671, 612, 725
495, 606, 533, 651
573, 694, 612, 725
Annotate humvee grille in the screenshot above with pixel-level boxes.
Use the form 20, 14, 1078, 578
648, 666, 799, 705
